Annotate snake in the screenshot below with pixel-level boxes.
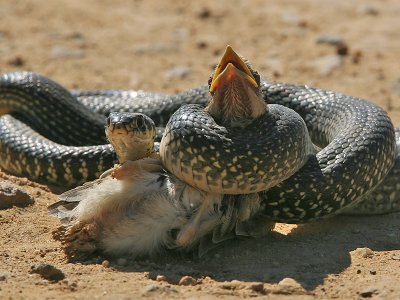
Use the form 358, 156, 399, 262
0, 46, 398, 225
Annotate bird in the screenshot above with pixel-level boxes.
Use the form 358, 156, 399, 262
0, 46, 397, 259
48, 47, 279, 259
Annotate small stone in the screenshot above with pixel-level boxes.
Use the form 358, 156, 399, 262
248, 282, 264, 293
0, 31, 7, 41
0, 272, 7, 281
102, 260, 111, 268
316, 34, 348, 56
281, 12, 304, 26
66, 32, 84, 40
196, 41, 208, 49
7, 56, 25, 66
316, 33, 345, 46
156, 275, 168, 282
356, 269, 362, 274
0, 182, 33, 209
142, 284, 160, 293
197, 7, 211, 19
50, 46, 84, 59
309, 55, 343, 76
392, 79, 400, 96
142, 284, 178, 294
179, 275, 197, 286
30, 263, 65, 282
278, 277, 302, 288
164, 66, 192, 81
391, 255, 400, 261
220, 280, 244, 290
352, 51, 363, 64
355, 247, 374, 258
132, 43, 178, 55
357, 5, 379, 16
360, 287, 378, 297
274, 277, 306, 295
369, 270, 376, 275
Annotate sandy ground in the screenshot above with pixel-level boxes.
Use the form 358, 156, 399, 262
1, 0, 400, 299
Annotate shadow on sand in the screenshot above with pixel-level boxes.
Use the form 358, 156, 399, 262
105, 212, 400, 290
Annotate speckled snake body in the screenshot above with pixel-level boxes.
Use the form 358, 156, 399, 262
0, 72, 398, 222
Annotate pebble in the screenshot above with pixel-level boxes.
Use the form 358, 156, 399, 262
355, 247, 374, 258
30, 263, 65, 282
164, 66, 192, 81
248, 282, 265, 293
316, 33, 348, 56
0, 272, 7, 281
316, 33, 345, 46
220, 280, 244, 290
142, 284, 178, 294
0, 182, 34, 209
369, 270, 376, 275
142, 284, 161, 293
132, 43, 178, 55
7, 56, 25, 66
220, 280, 265, 293
197, 7, 211, 19
352, 51, 363, 64
156, 275, 168, 282
391, 79, 400, 96
281, 12, 305, 27
0, 31, 6, 41
357, 5, 379, 16
273, 277, 306, 295
50, 46, 84, 59
179, 275, 197, 286
196, 41, 208, 49
102, 260, 111, 268
309, 55, 343, 76
391, 255, 400, 261
278, 277, 302, 288
360, 287, 378, 297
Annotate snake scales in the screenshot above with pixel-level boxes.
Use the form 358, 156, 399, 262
0, 67, 399, 224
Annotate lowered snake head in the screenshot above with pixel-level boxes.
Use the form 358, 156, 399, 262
206, 46, 267, 127
105, 112, 156, 163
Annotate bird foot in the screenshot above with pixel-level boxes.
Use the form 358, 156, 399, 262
54, 221, 100, 259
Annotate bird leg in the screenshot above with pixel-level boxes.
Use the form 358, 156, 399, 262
176, 192, 219, 246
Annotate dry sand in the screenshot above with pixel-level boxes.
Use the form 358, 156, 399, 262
0, 0, 400, 299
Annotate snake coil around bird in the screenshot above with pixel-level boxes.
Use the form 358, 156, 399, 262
0, 71, 398, 223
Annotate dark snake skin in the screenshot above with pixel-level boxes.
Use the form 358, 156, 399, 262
0, 71, 398, 222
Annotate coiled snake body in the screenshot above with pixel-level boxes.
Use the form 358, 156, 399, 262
0, 69, 398, 223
